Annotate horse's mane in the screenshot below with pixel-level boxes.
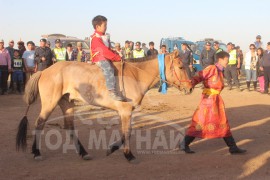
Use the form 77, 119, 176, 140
123, 55, 158, 63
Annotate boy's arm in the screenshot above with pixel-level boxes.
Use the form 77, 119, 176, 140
92, 37, 121, 61
192, 66, 215, 87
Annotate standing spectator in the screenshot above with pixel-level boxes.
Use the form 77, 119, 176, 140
160, 45, 168, 54
52, 39, 67, 62
199, 42, 216, 69
179, 43, 193, 79
6, 40, 15, 91
46, 41, 51, 48
71, 42, 86, 62
244, 44, 258, 91
22, 41, 36, 83
213, 41, 223, 54
17, 41, 26, 57
122, 40, 131, 59
11, 50, 24, 94
142, 43, 148, 55
147, 41, 158, 57
224, 42, 242, 91
132, 42, 145, 58
66, 44, 73, 61
34, 39, 53, 71
129, 41, 134, 51
236, 46, 244, 77
6, 40, 15, 61
257, 48, 264, 92
17, 41, 26, 86
262, 42, 270, 94
0, 39, 12, 95
254, 35, 263, 49
114, 43, 123, 57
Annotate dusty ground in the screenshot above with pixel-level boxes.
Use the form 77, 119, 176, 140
0, 81, 270, 180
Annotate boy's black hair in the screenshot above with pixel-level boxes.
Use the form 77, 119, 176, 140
149, 41, 154, 46
216, 51, 230, 60
92, 15, 107, 29
27, 41, 35, 46
249, 44, 256, 48
161, 44, 166, 48
66, 43, 72, 48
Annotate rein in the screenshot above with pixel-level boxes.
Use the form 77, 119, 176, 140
169, 56, 192, 83
122, 54, 190, 92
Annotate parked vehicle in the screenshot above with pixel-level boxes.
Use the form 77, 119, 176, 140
160, 37, 202, 71
42, 34, 90, 61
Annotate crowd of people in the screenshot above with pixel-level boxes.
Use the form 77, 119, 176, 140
198, 35, 269, 94
0, 33, 270, 96
0, 39, 87, 95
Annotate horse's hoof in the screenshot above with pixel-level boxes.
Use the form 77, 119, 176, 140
106, 149, 112, 156
82, 154, 92, 160
129, 158, 140, 164
34, 156, 43, 161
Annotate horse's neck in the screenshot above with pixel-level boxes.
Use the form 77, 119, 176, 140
128, 59, 160, 89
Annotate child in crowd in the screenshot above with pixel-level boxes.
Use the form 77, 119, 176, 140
12, 50, 24, 94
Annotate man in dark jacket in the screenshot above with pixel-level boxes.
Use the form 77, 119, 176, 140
200, 42, 216, 69
179, 43, 193, 79
147, 41, 158, 57
34, 39, 53, 71
262, 42, 270, 94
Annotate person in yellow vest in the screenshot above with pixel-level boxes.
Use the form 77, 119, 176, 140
132, 42, 145, 58
224, 42, 242, 91
52, 39, 67, 62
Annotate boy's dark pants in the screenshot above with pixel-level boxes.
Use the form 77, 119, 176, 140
0, 65, 9, 94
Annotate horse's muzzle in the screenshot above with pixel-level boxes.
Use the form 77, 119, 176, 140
185, 88, 193, 95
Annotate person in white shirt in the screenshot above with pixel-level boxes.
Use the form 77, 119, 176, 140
22, 41, 36, 83
66, 44, 73, 61
244, 44, 258, 91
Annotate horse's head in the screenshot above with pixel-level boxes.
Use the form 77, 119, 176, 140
165, 50, 193, 94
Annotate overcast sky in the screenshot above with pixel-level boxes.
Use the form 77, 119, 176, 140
0, 0, 269, 52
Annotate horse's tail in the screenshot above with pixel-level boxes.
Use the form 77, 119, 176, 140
16, 71, 42, 151
23, 71, 42, 106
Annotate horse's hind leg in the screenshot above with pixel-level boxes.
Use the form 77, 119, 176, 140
32, 99, 59, 160
58, 95, 91, 160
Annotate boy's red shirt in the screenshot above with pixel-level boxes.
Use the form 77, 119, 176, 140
90, 31, 121, 62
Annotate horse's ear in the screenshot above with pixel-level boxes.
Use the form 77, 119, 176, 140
173, 50, 180, 58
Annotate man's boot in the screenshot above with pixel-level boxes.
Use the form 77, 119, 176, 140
180, 135, 195, 153
227, 83, 232, 90
223, 136, 246, 154
253, 81, 257, 91
246, 81, 250, 91
12, 82, 18, 94
18, 82, 24, 94
109, 90, 125, 101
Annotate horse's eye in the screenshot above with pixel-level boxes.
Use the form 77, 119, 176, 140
179, 67, 183, 70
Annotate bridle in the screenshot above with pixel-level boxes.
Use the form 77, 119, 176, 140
169, 55, 192, 89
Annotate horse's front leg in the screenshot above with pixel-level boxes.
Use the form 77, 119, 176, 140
120, 104, 137, 163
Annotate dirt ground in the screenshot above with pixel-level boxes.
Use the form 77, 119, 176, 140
0, 81, 270, 180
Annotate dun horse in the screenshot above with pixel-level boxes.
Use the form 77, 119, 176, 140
16, 50, 193, 163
